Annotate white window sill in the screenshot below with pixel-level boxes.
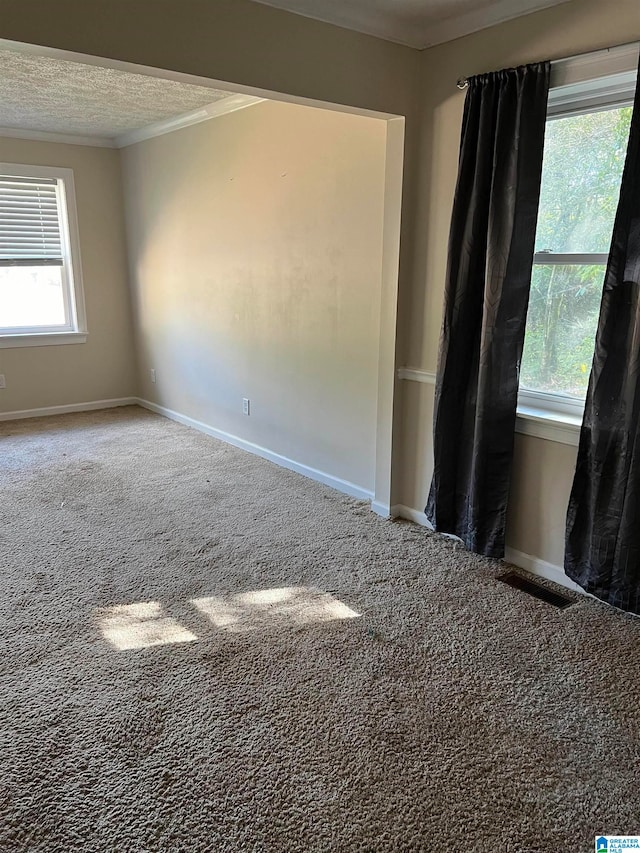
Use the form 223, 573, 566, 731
0, 332, 87, 349
516, 406, 581, 447
396, 367, 584, 447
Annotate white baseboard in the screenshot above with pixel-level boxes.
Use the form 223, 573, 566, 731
392, 503, 584, 596
0, 396, 137, 422
391, 503, 431, 527
137, 398, 375, 502
371, 500, 391, 517
503, 546, 584, 594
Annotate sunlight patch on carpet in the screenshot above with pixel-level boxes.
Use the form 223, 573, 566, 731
98, 601, 198, 650
191, 586, 360, 632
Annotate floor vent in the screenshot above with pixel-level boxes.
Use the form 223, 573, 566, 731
498, 571, 574, 609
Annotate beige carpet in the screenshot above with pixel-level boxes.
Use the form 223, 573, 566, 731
1, 406, 639, 852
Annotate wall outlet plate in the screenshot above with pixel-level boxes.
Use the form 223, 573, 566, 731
242, 397, 250, 416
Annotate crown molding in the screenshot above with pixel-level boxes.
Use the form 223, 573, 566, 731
115, 95, 265, 148
251, 0, 570, 49
0, 95, 265, 151
0, 126, 114, 147
420, 0, 571, 49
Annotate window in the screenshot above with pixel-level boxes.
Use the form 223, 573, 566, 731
518, 59, 637, 426
0, 164, 86, 348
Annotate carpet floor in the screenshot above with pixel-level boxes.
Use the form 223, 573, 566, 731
1, 406, 639, 852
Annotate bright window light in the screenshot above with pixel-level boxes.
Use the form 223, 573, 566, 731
191, 586, 360, 632
520, 100, 632, 413
98, 601, 197, 651
0, 266, 66, 327
0, 164, 86, 344
520, 101, 633, 407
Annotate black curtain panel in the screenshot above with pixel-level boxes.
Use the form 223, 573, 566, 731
425, 62, 550, 558
565, 63, 640, 614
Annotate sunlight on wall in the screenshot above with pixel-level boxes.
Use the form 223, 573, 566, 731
98, 601, 197, 650
191, 586, 360, 633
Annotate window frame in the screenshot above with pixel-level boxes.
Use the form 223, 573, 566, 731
0, 163, 87, 349
516, 52, 638, 442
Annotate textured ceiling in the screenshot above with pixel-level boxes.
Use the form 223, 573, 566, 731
0, 48, 236, 139
251, 0, 570, 48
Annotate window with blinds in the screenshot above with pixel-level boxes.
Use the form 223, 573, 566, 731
0, 164, 86, 343
0, 176, 63, 268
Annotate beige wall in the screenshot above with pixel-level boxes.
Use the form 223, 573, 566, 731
121, 100, 387, 491
0, 0, 420, 115
0, 138, 137, 412
0, 0, 420, 501
398, 0, 640, 568
1, 0, 639, 568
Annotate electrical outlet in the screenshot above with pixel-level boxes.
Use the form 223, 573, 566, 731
150, 368, 156, 384
242, 397, 250, 416
0, 374, 5, 389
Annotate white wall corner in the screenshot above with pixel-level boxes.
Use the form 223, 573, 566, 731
391, 503, 431, 527
373, 116, 405, 514
371, 500, 391, 517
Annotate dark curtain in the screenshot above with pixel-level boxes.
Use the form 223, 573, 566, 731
565, 62, 640, 614
425, 63, 550, 558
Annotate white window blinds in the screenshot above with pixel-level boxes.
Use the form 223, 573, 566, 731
0, 175, 63, 267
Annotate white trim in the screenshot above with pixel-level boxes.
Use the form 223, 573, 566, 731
533, 252, 609, 264
396, 366, 436, 384
515, 408, 580, 446
391, 503, 430, 527
373, 116, 405, 513
0, 332, 87, 349
0, 126, 115, 148
551, 42, 640, 89
388, 505, 586, 596
137, 398, 374, 502
390, 504, 465, 541
0, 162, 87, 341
0, 396, 137, 421
503, 546, 584, 595
0, 99, 265, 152
397, 366, 581, 445
548, 71, 636, 118
115, 95, 266, 148
517, 387, 584, 420
56, 168, 86, 336
371, 500, 392, 517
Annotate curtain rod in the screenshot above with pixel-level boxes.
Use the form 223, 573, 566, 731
456, 39, 640, 90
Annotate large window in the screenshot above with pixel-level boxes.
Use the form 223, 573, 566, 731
0, 164, 86, 347
519, 69, 636, 419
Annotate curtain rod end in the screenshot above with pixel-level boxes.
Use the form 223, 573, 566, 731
457, 77, 469, 89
